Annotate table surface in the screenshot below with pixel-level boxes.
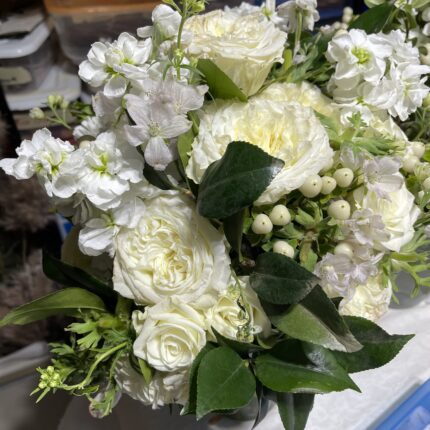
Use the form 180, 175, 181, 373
1, 294, 430, 430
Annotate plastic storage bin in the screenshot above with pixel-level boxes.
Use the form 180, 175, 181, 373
44, 0, 246, 66
44, 0, 159, 65
0, 20, 55, 92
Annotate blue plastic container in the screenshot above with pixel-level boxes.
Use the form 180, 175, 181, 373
375, 379, 430, 430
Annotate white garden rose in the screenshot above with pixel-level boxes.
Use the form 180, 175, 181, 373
133, 298, 206, 372
340, 275, 392, 321
353, 180, 420, 252
206, 277, 271, 342
115, 356, 189, 408
186, 91, 333, 205
113, 192, 231, 306
185, 10, 287, 96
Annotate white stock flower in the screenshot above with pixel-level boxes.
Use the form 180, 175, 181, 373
0, 128, 76, 198
327, 29, 391, 87
186, 91, 333, 205
113, 192, 231, 306
277, 0, 320, 32
353, 182, 420, 252
206, 278, 271, 342
363, 156, 403, 199
185, 10, 287, 96
340, 275, 392, 321
71, 132, 144, 210
138, 5, 182, 40
133, 298, 206, 372
79, 33, 152, 97
115, 356, 189, 408
125, 94, 191, 170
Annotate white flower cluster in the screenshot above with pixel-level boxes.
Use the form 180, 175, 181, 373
327, 29, 430, 121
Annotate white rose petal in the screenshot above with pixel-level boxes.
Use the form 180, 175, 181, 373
185, 10, 287, 96
133, 298, 206, 372
113, 192, 231, 306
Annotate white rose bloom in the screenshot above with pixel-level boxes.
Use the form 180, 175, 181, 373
133, 298, 206, 372
340, 275, 392, 321
277, 0, 320, 32
186, 92, 333, 205
353, 181, 420, 252
115, 356, 189, 408
72, 132, 144, 210
206, 277, 271, 342
113, 192, 231, 306
78, 33, 152, 97
185, 10, 287, 96
0, 128, 76, 198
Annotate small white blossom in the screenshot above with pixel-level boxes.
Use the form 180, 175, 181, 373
363, 157, 403, 199
277, 0, 320, 32
79, 33, 152, 97
0, 128, 76, 198
138, 5, 182, 40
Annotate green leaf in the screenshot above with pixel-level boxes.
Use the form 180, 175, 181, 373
213, 329, 264, 356
196, 347, 256, 419
43, 252, 117, 310
197, 142, 284, 219
197, 59, 247, 102
223, 210, 245, 255
250, 253, 319, 305
178, 128, 195, 170
182, 343, 217, 415
276, 393, 315, 430
255, 340, 359, 394
142, 162, 175, 190
272, 286, 362, 353
0, 288, 106, 327
412, 0, 430, 8
332, 316, 413, 373
138, 358, 153, 384
349, 3, 395, 33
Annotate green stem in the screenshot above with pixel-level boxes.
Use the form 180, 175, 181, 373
293, 11, 303, 58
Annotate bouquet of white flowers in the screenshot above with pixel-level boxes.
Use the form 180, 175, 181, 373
1, 0, 430, 426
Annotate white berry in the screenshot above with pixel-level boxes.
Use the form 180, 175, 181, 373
423, 177, 430, 191
334, 242, 354, 258
402, 155, 419, 173
328, 200, 351, 220
273, 241, 295, 258
411, 141, 425, 159
333, 168, 354, 188
321, 176, 337, 195
269, 205, 291, 226
299, 175, 322, 198
79, 140, 92, 149
252, 214, 273, 235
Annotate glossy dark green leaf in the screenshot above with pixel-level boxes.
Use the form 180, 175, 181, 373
213, 329, 264, 356
0, 288, 106, 327
250, 253, 319, 305
182, 343, 217, 415
276, 393, 315, 430
223, 210, 245, 255
43, 252, 117, 310
349, 3, 395, 33
272, 286, 362, 353
332, 316, 413, 373
255, 340, 359, 394
197, 142, 284, 219
197, 59, 247, 102
142, 162, 176, 190
196, 347, 256, 419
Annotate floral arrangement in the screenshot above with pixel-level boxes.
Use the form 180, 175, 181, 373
1, 0, 430, 427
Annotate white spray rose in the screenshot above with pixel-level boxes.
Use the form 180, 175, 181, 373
186, 91, 332, 205
113, 192, 231, 306
185, 10, 287, 96
353, 181, 420, 252
133, 298, 206, 372
340, 275, 392, 321
115, 356, 189, 408
206, 278, 271, 342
